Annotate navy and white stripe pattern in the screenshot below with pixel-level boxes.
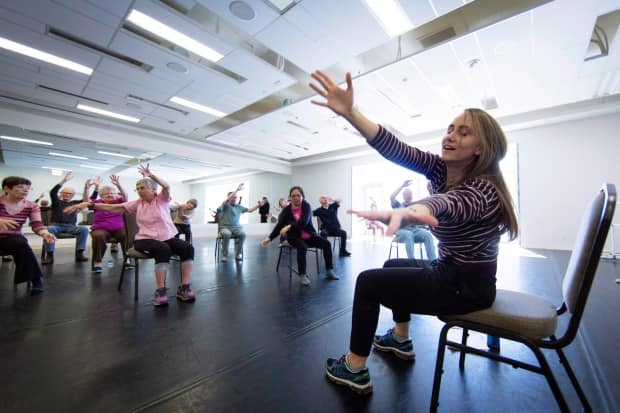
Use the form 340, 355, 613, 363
370, 126, 502, 264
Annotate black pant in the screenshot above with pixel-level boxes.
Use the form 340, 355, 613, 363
286, 235, 333, 275
349, 258, 496, 356
133, 238, 194, 264
320, 227, 348, 253
0, 235, 43, 285
174, 223, 192, 244
260, 214, 268, 223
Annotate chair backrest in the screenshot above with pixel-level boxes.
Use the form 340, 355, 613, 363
560, 183, 616, 342
40, 206, 52, 225
123, 212, 139, 249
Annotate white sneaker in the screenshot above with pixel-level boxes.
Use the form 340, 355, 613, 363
326, 269, 339, 280
299, 274, 311, 286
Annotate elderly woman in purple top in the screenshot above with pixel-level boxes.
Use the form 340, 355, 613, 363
310, 70, 519, 395
66, 165, 195, 307
0, 176, 56, 295
85, 175, 128, 273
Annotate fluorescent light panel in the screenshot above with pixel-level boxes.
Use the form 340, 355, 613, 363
76, 104, 140, 123
97, 150, 134, 159
0, 36, 93, 75
127, 10, 223, 62
49, 152, 88, 160
79, 164, 108, 170
170, 96, 226, 117
1, 135, 53, 146
365, 0, 413, 37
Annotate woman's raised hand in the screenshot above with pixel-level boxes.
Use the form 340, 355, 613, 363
138, 163, 151, 178
309, 70, 354, 118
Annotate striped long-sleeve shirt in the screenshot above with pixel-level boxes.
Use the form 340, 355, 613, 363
0, 195, 46, 238
370, 126, 502, 265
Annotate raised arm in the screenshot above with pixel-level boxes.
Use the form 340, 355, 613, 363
224, 183, 244, 204
83, 178, 95, 201
110, 175, 127, 201
246, 200, 261, 213
390, 180, 411, 204
309, 70, 380, 142
138, 164, 169, 198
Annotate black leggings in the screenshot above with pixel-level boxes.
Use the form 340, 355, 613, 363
349, 258, 497, 357
286, 235, 333, 274
174, 223, 192, 244
133, 238, 194, 264
0, 235, 43, 284
321, 228, 348, 253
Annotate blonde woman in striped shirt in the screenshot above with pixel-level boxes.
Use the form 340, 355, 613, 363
310, 70, 518, 395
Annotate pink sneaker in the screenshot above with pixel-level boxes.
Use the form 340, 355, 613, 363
153, 288, 168, 307
176, 284, 196, 303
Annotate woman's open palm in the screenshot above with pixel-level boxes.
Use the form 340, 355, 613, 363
309, 70, 354, 117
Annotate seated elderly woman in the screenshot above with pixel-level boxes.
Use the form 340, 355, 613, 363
65, 165, 195, 307
261, 186, 339, 286
84, 175, 128, 273
0, 176, 56, 295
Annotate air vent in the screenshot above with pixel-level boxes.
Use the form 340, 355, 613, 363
585, 10, 619, 62
48, 27, 154, 72
37, 85, 108, 105
127, 94, 188, 115
122, 24, 246, 83
419, 27, 456, 49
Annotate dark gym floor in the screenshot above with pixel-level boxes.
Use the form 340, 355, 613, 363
1, 236, 618, 413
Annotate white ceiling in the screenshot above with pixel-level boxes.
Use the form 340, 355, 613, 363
0, 0, 619, 182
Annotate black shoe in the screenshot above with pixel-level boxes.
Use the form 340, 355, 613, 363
30, 279, 44, 296
339, 250, 351, 257
41, 252, 54, 265
75, 251, 89, 262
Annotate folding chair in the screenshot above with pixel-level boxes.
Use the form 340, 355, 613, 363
388, 236, 426, 260
276, 240, 320, 277
316, 216, 341, 253
39, 206, 78, 261
430, 183, 616, 413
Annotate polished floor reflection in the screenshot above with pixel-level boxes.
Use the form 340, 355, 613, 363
1, 237, 618, 413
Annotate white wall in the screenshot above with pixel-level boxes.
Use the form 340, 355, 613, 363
293, 112, 620, 251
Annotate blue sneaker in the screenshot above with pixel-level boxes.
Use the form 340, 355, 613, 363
373, 328, 415, 360
325, 355, 372, 395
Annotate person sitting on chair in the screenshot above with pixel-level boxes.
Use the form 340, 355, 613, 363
0, 176, 55, 295
42, 171, 89, 264
261, 186, 339, 286
218, 183, 260, 262
86, 175, 128, 273
313, 196, 352, 257
389, 180, 437, 260
65, 164, 196, 307
172, 199, 197, 244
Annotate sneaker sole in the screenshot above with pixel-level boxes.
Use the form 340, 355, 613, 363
325, 369, 372, 395
153, 301, 168, 307
176, 296, 196, 303
373, 343, 415, 360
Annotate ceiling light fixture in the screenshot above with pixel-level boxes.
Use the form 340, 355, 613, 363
0, 135, 54, 146
126, 10, 224, 62
49, 152, 88, 160
76, 104, 140, 123
262, 0, 296, 14
79, 164, 108, 170
97, 150, 134, 159
170, 97, 226, 117
0, 36, 93, 75
364, 0, 413, 38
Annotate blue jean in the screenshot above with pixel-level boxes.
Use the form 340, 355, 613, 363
45, 224, 89, 252
394, 226, 437, 260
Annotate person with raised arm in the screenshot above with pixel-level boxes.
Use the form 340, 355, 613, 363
309, 70, 518, 395
64, 165, 196, 307
218, 183, 260, 262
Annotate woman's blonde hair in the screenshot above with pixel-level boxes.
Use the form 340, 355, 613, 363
462, 108, 518, 240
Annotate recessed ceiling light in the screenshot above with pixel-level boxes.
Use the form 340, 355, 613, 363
76, 104, 140, 123
79, 164, 108, 170
97, 150, 134, 159
364, 0, 413, 38
170, 96, 226, 117
0, 36, 93, 75
0, 135, 53, 146
127, 10, 224, 62
229, 1, 256, 20
166, 61, 189, 73
49, 152, 88, 160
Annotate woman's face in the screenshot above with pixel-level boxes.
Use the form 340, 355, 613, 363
135, 182, 155, 201
4, 184, 30, 200
441, 112, 482, 167
290, 189, 303, 207
100, 188, 117, 203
